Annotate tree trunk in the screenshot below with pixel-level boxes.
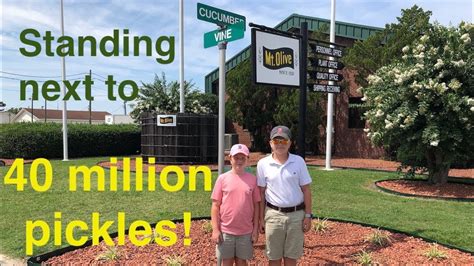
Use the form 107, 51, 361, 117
426, 149, 450, 185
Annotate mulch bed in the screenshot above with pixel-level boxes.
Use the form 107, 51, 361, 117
377, 180, 474, 199
44, 220, 474, 265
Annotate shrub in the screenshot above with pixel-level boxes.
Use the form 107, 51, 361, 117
163, 255, 186, 266
365, 228, 392, 247
423, 243, 448, 260
95, 246, 121, 261
0, 123, 140, 158
312, 218, 330, 233
354, 250, 373, 265
201, 220, 213, 234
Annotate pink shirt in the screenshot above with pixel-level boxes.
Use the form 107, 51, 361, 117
211, 171, 261, 235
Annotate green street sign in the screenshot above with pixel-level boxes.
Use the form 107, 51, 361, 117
197, 3, 246, 31
204, 23, 245, 48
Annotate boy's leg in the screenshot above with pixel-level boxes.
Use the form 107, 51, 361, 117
283, 210, 305, 260
222, 258, 235, 266
235, 257, 247, 266
217, 233, 237, 264
265, 209, 286, 261
235, 233, 253, 261
283, 258, 297, 266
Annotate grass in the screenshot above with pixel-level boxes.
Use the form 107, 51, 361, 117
0, 158, 473, 258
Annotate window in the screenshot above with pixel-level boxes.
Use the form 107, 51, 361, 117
348, 97, 366, 129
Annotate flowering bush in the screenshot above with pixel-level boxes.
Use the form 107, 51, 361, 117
130, 73, 217, 120
361, 22, 473, 184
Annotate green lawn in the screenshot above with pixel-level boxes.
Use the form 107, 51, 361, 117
0, 157, 472, 258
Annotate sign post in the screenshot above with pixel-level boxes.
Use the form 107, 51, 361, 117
198, 3, 246, 176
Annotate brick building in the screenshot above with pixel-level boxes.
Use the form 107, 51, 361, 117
205, 14, 385, 158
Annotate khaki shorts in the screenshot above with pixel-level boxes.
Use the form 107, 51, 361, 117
216, 233, 253, 260
264, 208, 305, 260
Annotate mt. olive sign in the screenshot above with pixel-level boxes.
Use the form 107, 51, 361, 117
252, 29, 300, 87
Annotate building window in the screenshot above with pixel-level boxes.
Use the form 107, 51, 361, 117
348, 97, 366, 129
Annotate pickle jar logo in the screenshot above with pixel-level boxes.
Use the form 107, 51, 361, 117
262, 47, 294, 69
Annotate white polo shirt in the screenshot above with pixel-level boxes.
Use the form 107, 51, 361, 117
257, 153, 312, 207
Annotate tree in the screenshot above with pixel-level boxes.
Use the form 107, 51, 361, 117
273, 89, 323, 153
361, 22, 473, 184
226, 59, 324, 153
7, 107, 20, 115
226, 59, 277, 151
130, 73, 218, 120
343, 5, 432, 87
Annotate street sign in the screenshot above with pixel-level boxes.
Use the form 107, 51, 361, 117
197, 3, 246, 31
310, 84, 341, 93
204, 23, 245, 48
310, 58, 344, 70
312, 44, 343, 57
312, 71, 344, 82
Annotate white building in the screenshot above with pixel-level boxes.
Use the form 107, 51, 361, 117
105, 114, 135, 124
0, 112, 15, 124
12, 108, 111, 124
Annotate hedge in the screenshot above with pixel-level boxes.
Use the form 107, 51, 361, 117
0, 123, 140, 159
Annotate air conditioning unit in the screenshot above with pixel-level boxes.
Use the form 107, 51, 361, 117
224, 134, 239, 150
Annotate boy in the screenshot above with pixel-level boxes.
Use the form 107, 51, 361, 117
257, 126, 312, 266
211, 144, 260, 266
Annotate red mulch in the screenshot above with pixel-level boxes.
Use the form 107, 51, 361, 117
44, 220, 474, 265
377, 180, 474, 199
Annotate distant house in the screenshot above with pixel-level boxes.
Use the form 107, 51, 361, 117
12, 108, 111, 124
0, 112, 15, 124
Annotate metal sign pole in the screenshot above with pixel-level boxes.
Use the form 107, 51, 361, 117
298, 22, 308, 159
217, 41, 227, 176
325, 0, 336, 170
60, 0, 69, 161
179, 0, 185, 113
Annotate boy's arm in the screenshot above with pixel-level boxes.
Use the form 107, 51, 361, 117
258, 186, 266, 234
211, 200, 223, 243
301, 184, 312, 232
252, 201, 259, 243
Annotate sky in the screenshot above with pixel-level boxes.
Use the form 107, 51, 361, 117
1, 0, 472, 115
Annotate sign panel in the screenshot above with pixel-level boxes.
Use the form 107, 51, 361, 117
311, 58, 344, 70
313, 44, 343, 57
252, 29, 300, 87
197, 3, 246, 30
204, 22, 245, 48
313, 71, 344, 82
157, 115, 176, 127
311, 84, 341, 93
